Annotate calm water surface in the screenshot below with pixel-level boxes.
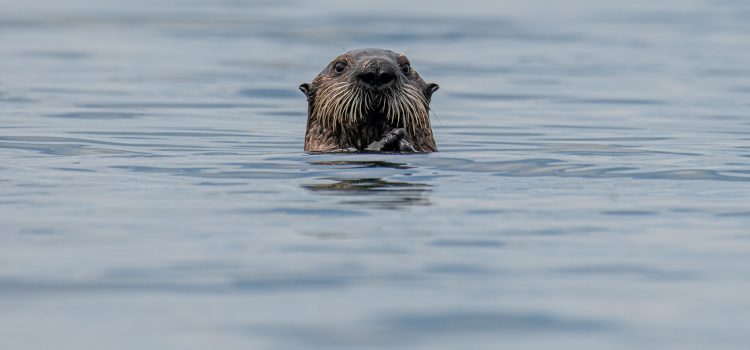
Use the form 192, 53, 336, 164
2, 0, 750, 349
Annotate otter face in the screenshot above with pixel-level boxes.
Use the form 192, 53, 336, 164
300, 48, 439, 152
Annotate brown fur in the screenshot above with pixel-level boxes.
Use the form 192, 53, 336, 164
300, 48, 439, 152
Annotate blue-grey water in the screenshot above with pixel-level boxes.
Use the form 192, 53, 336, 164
2, 0, 750, 349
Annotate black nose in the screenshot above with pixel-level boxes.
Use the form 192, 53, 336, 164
358, 71, 395, 86
356, 59, 397, 88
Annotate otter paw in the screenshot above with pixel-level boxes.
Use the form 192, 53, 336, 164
398, 139, 417, 152
365, 128, 407, 152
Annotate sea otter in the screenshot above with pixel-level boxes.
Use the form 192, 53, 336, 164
299, 48, 439, 152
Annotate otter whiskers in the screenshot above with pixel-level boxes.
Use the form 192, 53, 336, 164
313, 81, 430, 136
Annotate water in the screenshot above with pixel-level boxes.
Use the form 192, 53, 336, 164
2, 0, 750, 349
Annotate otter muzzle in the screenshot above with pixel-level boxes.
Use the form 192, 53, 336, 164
355, 58, 398, 90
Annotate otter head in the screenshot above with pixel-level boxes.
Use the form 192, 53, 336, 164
300, 48, 439, 152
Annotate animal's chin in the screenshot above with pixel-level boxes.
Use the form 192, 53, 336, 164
362, 108, 389, 122
363, 87, 391, 94
361, 96, 394, 120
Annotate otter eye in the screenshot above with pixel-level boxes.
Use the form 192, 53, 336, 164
401, 64, 410, 74
334, 62, 346, 73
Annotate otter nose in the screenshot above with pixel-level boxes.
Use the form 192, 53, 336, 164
356, 60, 397, 88
358, 71, 395, 86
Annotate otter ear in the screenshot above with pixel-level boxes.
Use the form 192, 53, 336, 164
299, 83, 312, 97
425, 83, 439, 99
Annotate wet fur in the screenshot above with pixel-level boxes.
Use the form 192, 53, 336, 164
300, 49, 438, 152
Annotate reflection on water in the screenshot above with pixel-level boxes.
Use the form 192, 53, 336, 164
304, 160, 430, 209
309, 160, 414, 170
2, 0, 750, 349
303, 177, 431, 209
